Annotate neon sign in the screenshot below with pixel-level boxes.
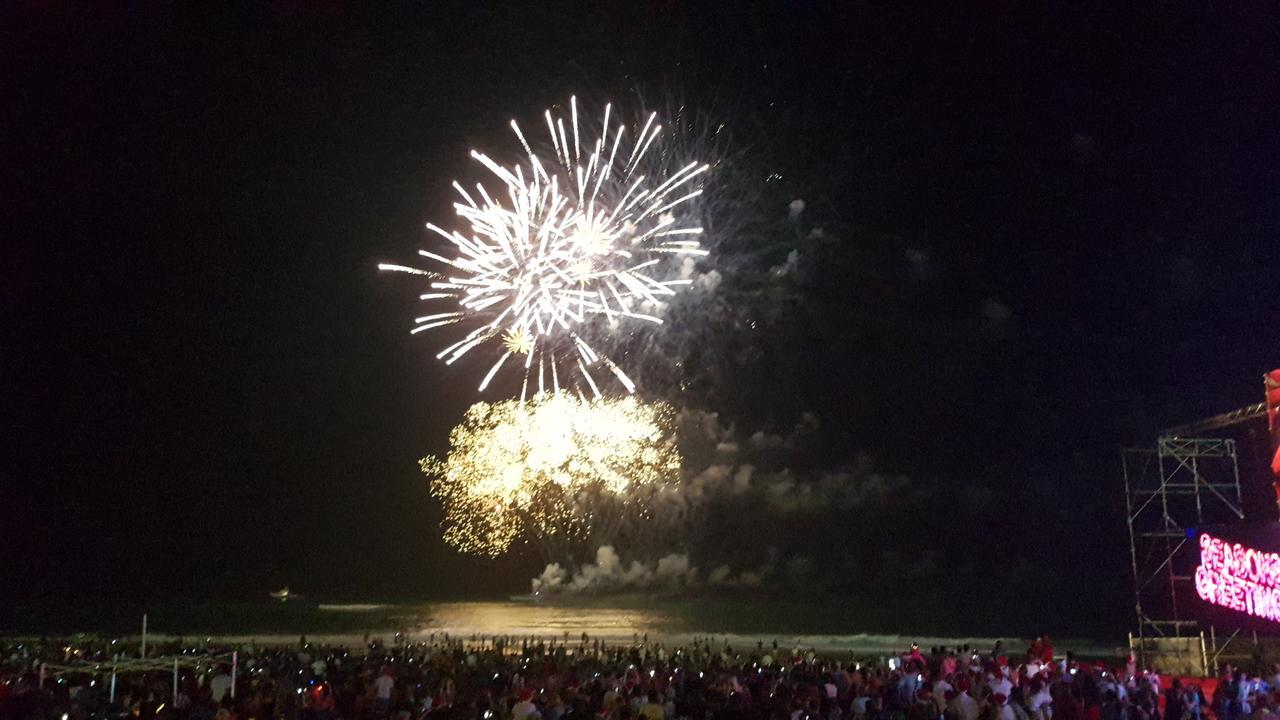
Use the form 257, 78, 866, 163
1195, 533, 1280, 622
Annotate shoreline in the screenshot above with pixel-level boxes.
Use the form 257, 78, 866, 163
1, 600, 1127, 660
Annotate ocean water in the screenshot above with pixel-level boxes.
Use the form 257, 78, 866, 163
1, 600, 1124, 659
209, 601, 1122, 659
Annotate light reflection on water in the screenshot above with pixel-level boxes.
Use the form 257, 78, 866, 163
401, 602, 674, 640
170, 603, 1117, 658
335, 602, 1105, 656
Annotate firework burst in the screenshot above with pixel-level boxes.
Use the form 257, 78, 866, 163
382, 96, 710, 397
420, 394, 681, 557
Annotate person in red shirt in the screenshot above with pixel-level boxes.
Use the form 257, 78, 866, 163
908, 644, 926, 668
1039, 636, 1054, 664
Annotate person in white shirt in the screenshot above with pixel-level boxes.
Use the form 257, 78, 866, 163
374, 670, 395, 711
210, 671, 231, 704
993, 694, 1016, 720
1026, 680, 1052, 720
933, 677, 954, 717
1235, 672, 1254, 717
852, 693, 871, 720
512, 688, 540, 720
949, 689, 980, 720
988, 673, 1013, 700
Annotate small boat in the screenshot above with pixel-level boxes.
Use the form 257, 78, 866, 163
271, 586, 302, 602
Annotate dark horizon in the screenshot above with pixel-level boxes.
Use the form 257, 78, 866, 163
4, 3, 1279, 638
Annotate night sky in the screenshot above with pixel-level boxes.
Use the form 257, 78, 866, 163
5, 3, 1279, 634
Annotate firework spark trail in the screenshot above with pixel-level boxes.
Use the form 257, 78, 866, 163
383, 97, 710, 396
420, 394, 681, 557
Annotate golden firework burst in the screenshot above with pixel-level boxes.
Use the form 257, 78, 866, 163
420, 394, 681, 557
503, 328, 534, 355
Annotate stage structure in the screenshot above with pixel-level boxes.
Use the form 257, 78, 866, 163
1123, 370, 1277, 674
1267, 370, 1280, 481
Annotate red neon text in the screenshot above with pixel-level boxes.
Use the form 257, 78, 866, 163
1196, 533, 1280, 622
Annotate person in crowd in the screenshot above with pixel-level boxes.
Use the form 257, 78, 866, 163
513, 687, 540, 720
906, 684, 935, 720
1026, 678, 1053, 720
639, 690, 666, 720
374, 664, 396, 713
950, 682, 980, 720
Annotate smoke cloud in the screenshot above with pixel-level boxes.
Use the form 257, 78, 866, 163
532, 545, 769, 595
530, 408, 913, 596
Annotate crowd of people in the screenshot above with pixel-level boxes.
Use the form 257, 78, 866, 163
0, 633, 1266, 720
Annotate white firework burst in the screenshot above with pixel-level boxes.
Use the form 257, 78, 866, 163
381, 96, 709, 397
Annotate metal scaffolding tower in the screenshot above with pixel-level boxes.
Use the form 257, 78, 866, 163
1123, 435, 1245, 667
